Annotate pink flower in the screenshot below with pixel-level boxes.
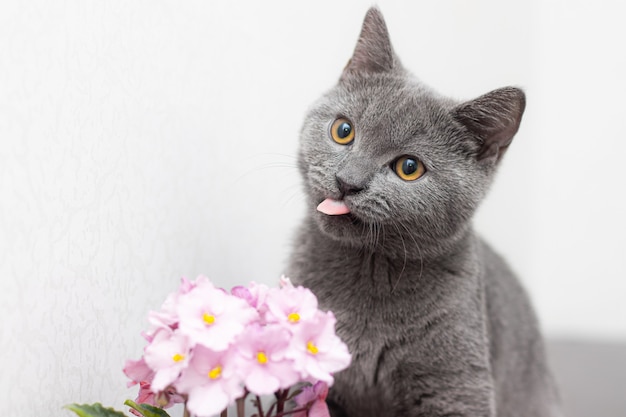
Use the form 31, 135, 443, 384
279, 275, 295, 289
175, 345, 243, 417
148, 276, 198, 329
231, 281, 269, 311
265, 285, 319, 326
129, 381, 185, 415
125, 275, 353, 417
234, 324, 300, 395
177, 281, 258, 351
143, 328, 191, 392
124, 356, 187, 413
123, 357, 154, 388
294, 381, 331, 417
287, 311, 351, 384
135, 381, 156, 406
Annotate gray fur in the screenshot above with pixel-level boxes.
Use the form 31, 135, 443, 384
286, 7, 561, 417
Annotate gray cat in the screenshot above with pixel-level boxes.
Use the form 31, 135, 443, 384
286, 7, 562, 417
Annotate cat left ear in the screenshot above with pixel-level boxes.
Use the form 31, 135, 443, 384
342, 7, 397, 77
453, 87, 526, 163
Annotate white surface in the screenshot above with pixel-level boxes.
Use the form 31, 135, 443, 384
1, 1, 624, 415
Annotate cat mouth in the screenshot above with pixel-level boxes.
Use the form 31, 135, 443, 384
316, 198, 364, 227
317, 198, 351, 216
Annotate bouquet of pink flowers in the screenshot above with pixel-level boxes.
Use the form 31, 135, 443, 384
67, 276, 351, 417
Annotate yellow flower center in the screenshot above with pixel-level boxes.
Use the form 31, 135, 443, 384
306, 341, 319, 355
172, 353, 185, 363
208, 366, 222, 380
202, 313, 216, 325
257, 351, 268, 364
287, 312, 300, 323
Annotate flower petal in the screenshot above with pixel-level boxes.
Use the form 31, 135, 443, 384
186, 384, 230, 417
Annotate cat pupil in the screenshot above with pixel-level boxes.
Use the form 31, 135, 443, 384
403, 159, 417, 174
338, 122, 351, 138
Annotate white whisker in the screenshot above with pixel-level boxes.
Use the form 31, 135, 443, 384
391, 222, 408, 294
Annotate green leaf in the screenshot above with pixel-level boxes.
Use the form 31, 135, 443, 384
123, 400, 171, 417
64, 403, 128, 417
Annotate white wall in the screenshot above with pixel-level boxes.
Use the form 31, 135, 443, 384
1, 1, 624, 415
527, 0, 626, 341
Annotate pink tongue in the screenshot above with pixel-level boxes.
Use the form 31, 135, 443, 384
317, 198, 351, 215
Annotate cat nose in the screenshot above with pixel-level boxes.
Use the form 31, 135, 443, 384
336, 172, 365, 196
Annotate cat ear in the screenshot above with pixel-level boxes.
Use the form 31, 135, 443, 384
342, 7, 397, 76
453, 87, 526, 162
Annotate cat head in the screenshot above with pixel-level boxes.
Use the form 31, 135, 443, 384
298, 7, 525, 259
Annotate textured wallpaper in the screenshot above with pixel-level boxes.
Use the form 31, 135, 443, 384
0, 2, 305, 414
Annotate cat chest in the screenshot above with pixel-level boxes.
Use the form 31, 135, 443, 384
331, 293, 426, 375
331, 306, 421, 413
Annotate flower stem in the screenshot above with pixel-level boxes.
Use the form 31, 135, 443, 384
275, 390, 287, 415
183, 405, 191, 417
274, 405, 309, 417
237, 396, 246, 417
256, 395, 265, 417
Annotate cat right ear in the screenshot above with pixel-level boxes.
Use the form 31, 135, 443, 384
453, 87, 526, 163
342, 7, 397, 77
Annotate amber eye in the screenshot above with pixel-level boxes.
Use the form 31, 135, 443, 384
394, 156, 425, 181
330, 118, 355, 145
